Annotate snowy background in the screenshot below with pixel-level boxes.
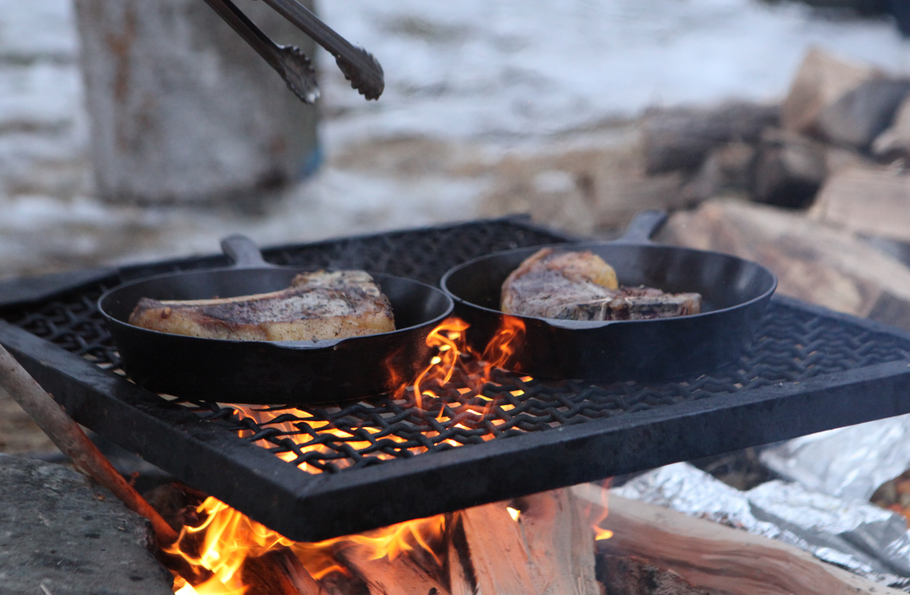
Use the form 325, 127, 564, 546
1, 0, 909, 276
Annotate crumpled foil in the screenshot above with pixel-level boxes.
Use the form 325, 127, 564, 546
613, 462, 910, 589
760, 413, 910, 502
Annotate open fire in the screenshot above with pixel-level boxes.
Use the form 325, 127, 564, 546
160, 316, 614, 594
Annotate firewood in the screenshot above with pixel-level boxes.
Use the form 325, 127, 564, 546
811, 165, 910, 244
459, 500, 537, 594
817, 79, 910, 150
597, 555, 708, 595
677, 141, 756, 204
573, 485, 904, 595
873, 95, 910, 159
515, 490, 599, 595
334, 540, 451, 595
241, 548, 325, 595
459, 489, 599, 595
752, 128, 827, 208
641, 102, 778, 174
658, 199, 910, 331
781, 48, 882, 137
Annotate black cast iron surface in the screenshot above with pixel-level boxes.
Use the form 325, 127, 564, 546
2, 217, 910, 542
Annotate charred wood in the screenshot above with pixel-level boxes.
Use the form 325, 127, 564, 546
241, 548, 325, 595
334, 541, 451, 595
574, 482, 904, 595
596, 555, 708, 595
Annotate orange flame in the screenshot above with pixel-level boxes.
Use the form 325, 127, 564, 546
589, 479, 613, 541
166, 495, 448, 594
166, 316, 536, 592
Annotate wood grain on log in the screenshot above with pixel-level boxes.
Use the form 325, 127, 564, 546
459, 490, 599, 595
811, 166, 910, 243
242, 548, 325, 595
573, 485, 904, 595
335, 540, 451, 595
781, 48, 881, 137
641, 102, 778, 174
818, 79, 910, 150
752, 128, 827, 208
873, 95, 910, 159
658, 199, 910, 330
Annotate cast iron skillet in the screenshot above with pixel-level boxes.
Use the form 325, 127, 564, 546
440, 210, 777, 382
99, 235, 453, 404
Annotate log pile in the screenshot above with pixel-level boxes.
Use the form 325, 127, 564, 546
152, 483, 901, 595
641, 47, 910, 220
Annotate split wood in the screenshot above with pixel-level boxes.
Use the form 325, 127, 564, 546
572, 484, 904, 595
0, 343, 178, 547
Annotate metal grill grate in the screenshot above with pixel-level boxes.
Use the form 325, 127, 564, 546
2, 217, 910, 540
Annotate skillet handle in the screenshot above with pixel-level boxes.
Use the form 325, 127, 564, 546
613, 210, 669, 244
220, 234, 270, 268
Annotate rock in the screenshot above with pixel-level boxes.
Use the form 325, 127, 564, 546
817, 79, 910, 150
810, 165, 910, 243
872, 94, 910, 160
657, 199, 910, 330
0, 454, 172, 595
781, 48, 882, 137
641, 102, 778, 174
752, 128, 827, 208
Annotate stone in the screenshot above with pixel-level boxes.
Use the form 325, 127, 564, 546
0, 454, 172, 595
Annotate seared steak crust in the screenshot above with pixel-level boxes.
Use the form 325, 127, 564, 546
501, 248, 701, 321
128, 270, 395, 341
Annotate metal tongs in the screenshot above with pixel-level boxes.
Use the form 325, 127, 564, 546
201, 0, 384, 104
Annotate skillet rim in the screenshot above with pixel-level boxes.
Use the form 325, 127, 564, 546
439, 240, 779, 328
98, 267, 455, 349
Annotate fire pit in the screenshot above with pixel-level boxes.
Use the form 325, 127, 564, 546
2, 216, 910, 547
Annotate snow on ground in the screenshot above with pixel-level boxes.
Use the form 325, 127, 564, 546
0, 0, 909, 276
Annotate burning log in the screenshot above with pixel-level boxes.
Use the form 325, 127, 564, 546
573, 485, 903, 595
241, 548, 325, 595
334, 539, 450, 595
458, 489, 599, 595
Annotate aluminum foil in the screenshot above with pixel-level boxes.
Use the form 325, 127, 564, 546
760, 413, 910, 502
613, 463, 910, 589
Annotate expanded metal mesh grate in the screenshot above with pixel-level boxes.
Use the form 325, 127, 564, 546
5, 217, 910, 539
179, 301, 910, 474
3, 219, 910, 477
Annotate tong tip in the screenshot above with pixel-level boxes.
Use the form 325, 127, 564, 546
336, 48, 384, 101
280, 46, 321, 105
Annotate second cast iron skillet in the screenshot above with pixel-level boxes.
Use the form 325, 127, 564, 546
99, 235, 453, 404
441, 211, 777, 383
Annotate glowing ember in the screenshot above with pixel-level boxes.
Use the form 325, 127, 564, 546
506, 507, 521, 521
